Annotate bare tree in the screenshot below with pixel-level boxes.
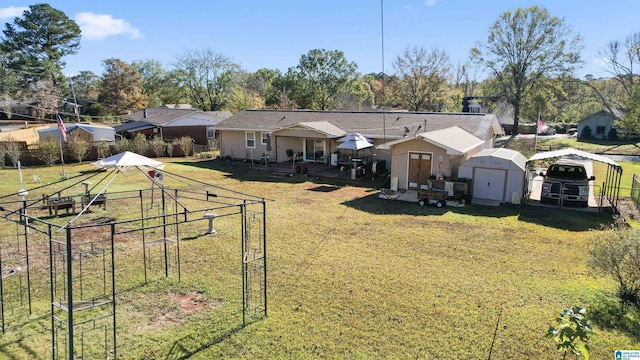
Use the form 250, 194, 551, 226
392, 46, 451, 111
3, 136, 21, 167
471, 6, 582, 134
174, 49, 240, 111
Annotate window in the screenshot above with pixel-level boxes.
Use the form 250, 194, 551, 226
261, 132, 268, 145
206, 126, 215, 138
245, 132, 255, 148
596, 126, 606, 135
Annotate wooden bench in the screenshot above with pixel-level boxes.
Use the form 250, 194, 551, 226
81, 194, 107, 210
46, 196, 76, 216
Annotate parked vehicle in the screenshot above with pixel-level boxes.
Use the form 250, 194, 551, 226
540, 160, 595, 207
538, 126, 557, 136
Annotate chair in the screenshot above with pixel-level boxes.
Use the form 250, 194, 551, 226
314, 150, 324, 163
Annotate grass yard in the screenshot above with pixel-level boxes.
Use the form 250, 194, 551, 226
0, 158, 638, 359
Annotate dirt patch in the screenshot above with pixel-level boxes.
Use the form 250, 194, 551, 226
618, 198, 640, 223
167, 291, 219, 312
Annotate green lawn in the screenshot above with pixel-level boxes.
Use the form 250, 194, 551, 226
0, 159, 638, 359
504, 136, 640, 158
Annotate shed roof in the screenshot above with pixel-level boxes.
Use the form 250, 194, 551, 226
469, 148, 527, 171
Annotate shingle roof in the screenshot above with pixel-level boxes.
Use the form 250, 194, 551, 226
123, 107, 230, 126
214, 109, 498, 140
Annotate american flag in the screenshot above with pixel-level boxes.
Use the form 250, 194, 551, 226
537, 114, 544, 135
57, 112, 67, 142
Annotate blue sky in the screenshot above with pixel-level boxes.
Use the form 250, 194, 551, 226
1, 0, 639, 80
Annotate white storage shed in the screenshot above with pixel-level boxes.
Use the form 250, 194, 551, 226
458, 148, 527, 204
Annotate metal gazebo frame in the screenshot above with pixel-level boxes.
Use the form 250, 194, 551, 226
0, 161, 268, 359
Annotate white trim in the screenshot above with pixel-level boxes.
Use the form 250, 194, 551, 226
245, 131, 256, 149
405, 151, 434, 190
260, 132, 268, 145
206, 126, 216, 138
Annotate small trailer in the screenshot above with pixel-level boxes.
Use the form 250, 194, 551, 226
417, 188, 448, 208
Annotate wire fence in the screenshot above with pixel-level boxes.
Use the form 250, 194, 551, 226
632, 174, 640, 211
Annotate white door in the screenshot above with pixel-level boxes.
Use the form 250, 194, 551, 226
474, 168, 506, 201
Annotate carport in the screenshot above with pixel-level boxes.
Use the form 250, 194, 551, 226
525, 148, 623, 213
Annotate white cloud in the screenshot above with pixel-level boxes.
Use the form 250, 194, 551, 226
425, 0, 438, 6
75, 12, 143, 40
0, 6, 28, 21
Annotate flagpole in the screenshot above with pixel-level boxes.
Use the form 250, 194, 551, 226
56, 111, 67, 178
534, 109, 540, 153
59, 137, 66, 178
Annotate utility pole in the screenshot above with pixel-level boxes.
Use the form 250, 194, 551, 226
68, 76, 81, 122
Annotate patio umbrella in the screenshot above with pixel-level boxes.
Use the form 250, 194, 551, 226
337, 132, 373, 143
336, 138, 374, 150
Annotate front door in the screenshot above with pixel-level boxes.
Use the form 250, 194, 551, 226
407, 152, 432, 190
473, 168, 506, 201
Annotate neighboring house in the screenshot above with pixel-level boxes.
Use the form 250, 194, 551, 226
38, 123, 116, 143
115, 107, 232, 145
214, 110, 501, 190
462, 97, 514, 134
576, 109, 623, 140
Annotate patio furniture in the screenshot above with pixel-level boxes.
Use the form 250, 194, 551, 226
81, 193, 107, 210
46, 196, 76, 216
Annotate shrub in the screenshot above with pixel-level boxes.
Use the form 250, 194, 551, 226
607, 127, 618, 140
3, 136, 21, 167
166, 142, 174, 157
67, 132, 90, 163
131, 133, 150, 155
149, 136, 166, 157
115, 138, 131, 153
173, 136, 194, 157
580, 126, 592, 139
588, 227, 640, 304
0, 142, 6, 168
36, 139, 60, 166
96, 140, 111, 159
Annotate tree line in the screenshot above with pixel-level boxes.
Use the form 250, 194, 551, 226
1, 4, 639, 136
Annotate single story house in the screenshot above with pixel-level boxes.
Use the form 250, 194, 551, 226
38, 123, 116, 143
214, 110, 501, 189
576, 109, 623, 140
115, 107, 232, 145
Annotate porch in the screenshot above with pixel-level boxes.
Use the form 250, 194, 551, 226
251, 159, 386, 183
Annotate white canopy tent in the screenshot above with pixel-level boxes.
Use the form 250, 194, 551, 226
93, 151, 165, 170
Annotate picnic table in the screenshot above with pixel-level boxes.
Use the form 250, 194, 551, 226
46, 196, 76, 216
81, 194, 107, 210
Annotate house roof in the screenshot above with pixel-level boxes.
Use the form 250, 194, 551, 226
378, 126, 484, 154
121, 107, 226, 128
577, 109, 624, 123
275, 121, 347, 138
38, 123, 116, 141
214, 109, 499, 141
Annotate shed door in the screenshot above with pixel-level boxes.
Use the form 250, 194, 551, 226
473, 168, 506, 201
407, 152, 431, 190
